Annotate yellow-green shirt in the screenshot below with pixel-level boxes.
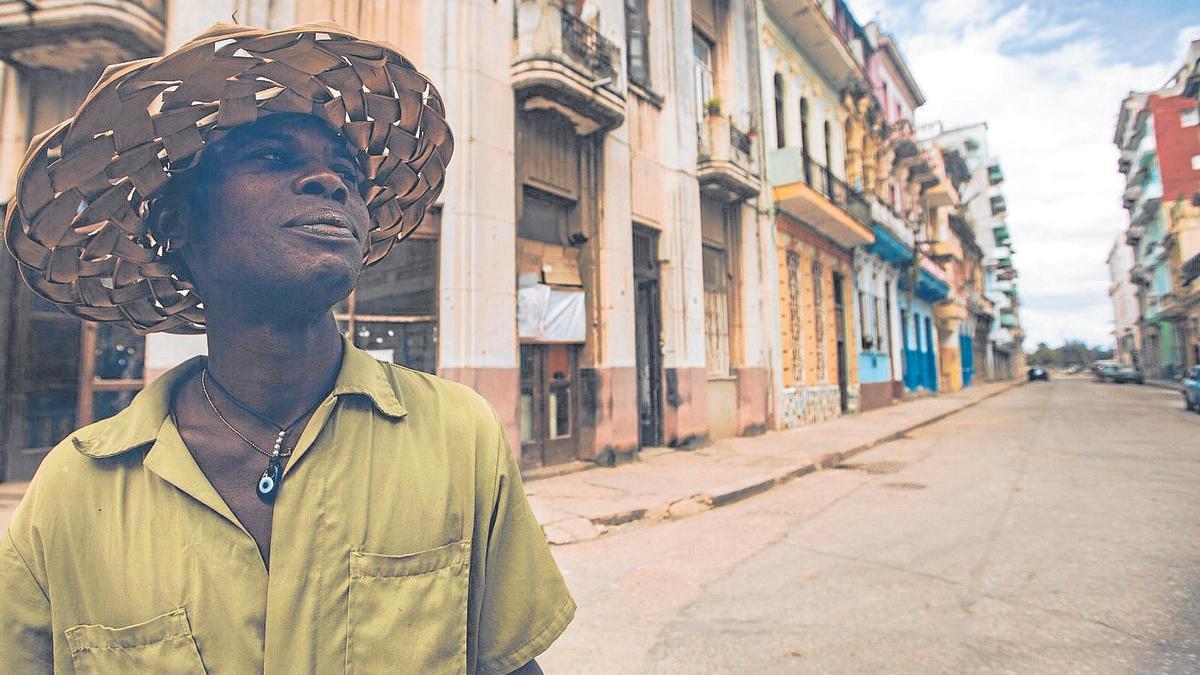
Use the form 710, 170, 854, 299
0, 341, 574, 673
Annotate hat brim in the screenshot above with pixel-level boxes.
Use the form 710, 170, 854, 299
3, 21, 453, 334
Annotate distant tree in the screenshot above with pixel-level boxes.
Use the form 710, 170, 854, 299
1026, 340, 1112, 369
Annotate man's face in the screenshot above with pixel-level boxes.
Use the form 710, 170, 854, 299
178, 114, 372, 317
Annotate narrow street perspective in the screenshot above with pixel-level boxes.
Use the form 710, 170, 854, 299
539, 378, 1200, 674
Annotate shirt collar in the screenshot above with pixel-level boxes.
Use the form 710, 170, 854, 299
73, 336, 407, 459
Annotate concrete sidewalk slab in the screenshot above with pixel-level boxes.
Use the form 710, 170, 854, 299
525, 380, 1023, 544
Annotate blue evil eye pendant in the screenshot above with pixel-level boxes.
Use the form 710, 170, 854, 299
257, 457, 282, 503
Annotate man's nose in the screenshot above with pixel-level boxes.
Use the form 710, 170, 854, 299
293, 170, 348, 204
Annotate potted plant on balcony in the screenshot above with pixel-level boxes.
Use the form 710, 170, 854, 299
704, 97, 722, 118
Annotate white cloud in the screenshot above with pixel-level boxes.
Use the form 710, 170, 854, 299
853, 1, 1182, 347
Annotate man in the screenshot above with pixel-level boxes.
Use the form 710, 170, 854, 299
1, 23, 573, 673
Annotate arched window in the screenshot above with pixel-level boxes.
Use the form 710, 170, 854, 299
773, 73, 786, 149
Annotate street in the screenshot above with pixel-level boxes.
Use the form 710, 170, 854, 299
540, 378, 1200, 674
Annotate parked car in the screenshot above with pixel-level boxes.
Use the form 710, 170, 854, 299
1183, 366, 1200, 413
1027, 367, 1049, 381
1093, 363, 1118, 382
1111, 367, 1145, 385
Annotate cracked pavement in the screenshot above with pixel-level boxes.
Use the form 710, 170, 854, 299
539, 377, 1200, 674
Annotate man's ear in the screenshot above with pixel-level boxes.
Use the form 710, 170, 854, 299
149, 199, 195, 253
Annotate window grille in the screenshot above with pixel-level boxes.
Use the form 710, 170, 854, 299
703, 244, 730, 376
786, 252, 803, 386
812, 261, 826, 380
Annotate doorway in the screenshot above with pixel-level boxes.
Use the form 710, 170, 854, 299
519, 344, 579, 468
633, 226, 664, 448
960, 332, 974, 388
832, 271, 849, 413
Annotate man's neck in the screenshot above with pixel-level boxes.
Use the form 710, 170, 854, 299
202, 308, 345, 425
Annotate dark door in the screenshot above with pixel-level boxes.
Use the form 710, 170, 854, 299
519, 344, 578, 468
832, 271, 849, 413
633, 226, 663, 448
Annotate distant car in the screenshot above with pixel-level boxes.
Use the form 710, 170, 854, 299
1028, 367, 1049, 381
1111, 367, 1145, 385
1183, 366, 1200, 413
1094, 363, 1118, 382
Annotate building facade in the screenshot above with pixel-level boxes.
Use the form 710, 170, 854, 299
1108, 235, 1141, 366
759, 0, 878, 427
926, 122, 1021, 381
0, 0, 1028, 481
0, 0, 780, 479
854, 23, 925, 411
1115, 57, 1200, 379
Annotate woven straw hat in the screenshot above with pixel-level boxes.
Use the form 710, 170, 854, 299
4, 21, 453, 334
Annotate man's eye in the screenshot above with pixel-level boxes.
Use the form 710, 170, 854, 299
251, 149, 286, 162
334, 165, 362, 182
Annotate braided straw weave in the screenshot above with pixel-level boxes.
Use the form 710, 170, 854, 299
3, 21, 453, 334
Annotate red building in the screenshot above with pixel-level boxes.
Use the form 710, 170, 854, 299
1148, 93, 1200, 201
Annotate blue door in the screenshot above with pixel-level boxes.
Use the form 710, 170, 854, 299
960, 332, 974, 388
923, 317, 938, 391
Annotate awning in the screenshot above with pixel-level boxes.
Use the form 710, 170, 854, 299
899, 267, 951, 303
1183, 252, 1200, 286
867, 223, 914, 266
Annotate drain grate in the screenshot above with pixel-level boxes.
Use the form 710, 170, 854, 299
881, 481, 926, 491
833, 461, 907, 475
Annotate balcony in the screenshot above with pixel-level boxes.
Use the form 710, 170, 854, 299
0, 0, 165, 70
869, 196, 914, 249
992, 224, 1010, 247
513, 0, 624, 135
1183, 252, 1200, 286
763, 0, 864, 84
697, 114, 761, 202
987, 164, 1004, 185
923, 175, 957, 208
768, 147, 873, 248
989, 195, 1007, 216
1122, 182, 1143, 210
999, 309, 1018, 328
1126, 223, 1145, 247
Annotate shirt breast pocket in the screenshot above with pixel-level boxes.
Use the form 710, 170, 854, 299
347, 539, 471, 675
64, 607, 205, 674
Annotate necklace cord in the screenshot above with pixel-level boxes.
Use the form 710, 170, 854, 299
200, 368, 329, 459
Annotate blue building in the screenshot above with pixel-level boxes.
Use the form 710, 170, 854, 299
899, 267, 950, 392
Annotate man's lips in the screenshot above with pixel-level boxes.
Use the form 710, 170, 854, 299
284, 211, 361, 242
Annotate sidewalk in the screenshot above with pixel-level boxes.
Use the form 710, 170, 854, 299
1145, 378, 1183, 392
0, 380, 1021, 540
528, 379, 1023, 545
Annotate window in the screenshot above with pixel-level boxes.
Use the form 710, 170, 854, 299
702, 197, 733, 377
799, 97, 810, 158
785, 251, 803, 385
1182, 108, 1199, 128
337, 211, 440, 374
1191, 154, 1200, 171
773, 73, 786, 149
858, 290, 873, 350
519, 187, 572, 244
875, 294, 888, 355
812, 261, 826, 380
625, 0, 651, 88
692, 30, 715, 125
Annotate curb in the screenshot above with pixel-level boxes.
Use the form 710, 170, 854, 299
1144, 379, 1184, 393
543, 380, 1024, 544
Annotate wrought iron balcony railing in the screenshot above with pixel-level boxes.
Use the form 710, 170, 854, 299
559, 7, 618, 80
797, 152, 870, 225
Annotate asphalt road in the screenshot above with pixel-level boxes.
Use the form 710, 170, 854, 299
540, 378, 1200, 674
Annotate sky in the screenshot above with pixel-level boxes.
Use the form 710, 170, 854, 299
844, 0, 1200, 348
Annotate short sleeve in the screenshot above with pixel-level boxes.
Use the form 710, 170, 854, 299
471, 419, 575, 675
0, 526, 54, 672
